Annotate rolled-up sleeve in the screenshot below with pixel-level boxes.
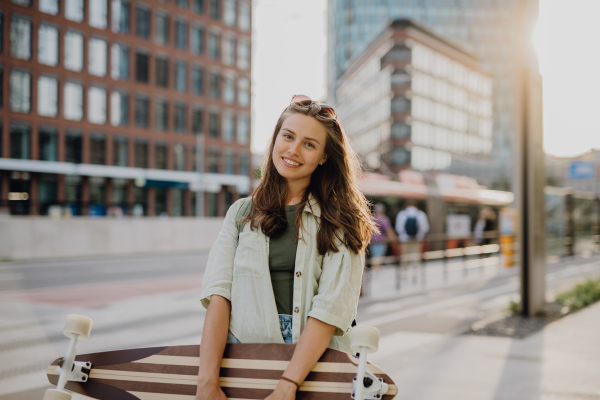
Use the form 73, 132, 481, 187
308, 244, 365, 336
199, 199, 245, 309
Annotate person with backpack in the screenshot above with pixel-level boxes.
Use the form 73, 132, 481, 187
196, 95, 376, 400
395, 199, 430, 272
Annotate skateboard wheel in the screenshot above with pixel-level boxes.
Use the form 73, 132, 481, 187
43, 389, 72, 400
350, 326, 380, 354
63, 314, 93, 340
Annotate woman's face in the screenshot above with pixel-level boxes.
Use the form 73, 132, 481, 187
272, 113, 328, 186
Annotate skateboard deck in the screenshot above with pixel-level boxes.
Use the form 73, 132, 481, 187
47, 343, 397, 399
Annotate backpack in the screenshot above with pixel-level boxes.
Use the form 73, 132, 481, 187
404, 215, 418, 237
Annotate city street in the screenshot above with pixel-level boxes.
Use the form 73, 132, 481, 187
1, 252, 600, 400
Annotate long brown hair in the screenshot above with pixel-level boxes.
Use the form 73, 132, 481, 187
244, 101, 377, 255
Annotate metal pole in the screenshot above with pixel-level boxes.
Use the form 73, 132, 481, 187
196, 133, 205, 217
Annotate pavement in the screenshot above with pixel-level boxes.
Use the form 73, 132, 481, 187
1, 253, 599, 400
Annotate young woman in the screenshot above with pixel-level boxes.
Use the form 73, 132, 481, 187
196, 95, 376, 400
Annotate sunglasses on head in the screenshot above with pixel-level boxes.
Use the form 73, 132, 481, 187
290, 94, 336, 118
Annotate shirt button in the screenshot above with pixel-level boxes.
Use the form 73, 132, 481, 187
294, 307, 300, 313
296, 271, 302, 278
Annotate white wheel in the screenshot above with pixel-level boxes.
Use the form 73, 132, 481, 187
350, 325, 380, 354
43, 389, 72, 400
63, 314, 93, 340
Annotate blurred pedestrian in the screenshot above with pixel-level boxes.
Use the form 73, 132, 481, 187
474, 207, 496, 246
395, 199, 429, 274
197, 95, 375, 400
370, 203, 395, 270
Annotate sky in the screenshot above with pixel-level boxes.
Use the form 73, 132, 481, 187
252, 0, 600, 158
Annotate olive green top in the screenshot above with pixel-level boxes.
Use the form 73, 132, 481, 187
268, 205, 298, 315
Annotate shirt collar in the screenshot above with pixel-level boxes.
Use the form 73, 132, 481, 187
303, 194, 321, 217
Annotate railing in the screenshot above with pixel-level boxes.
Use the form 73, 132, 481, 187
362, 232, 503, 297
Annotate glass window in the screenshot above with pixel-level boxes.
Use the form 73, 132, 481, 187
239, 152, 249, 175
135, 52, 149, 82
209, 111, 219, 137
193, 0, 204, 13
136, 6, 150, 38
135, 95, 149, 127
39, 126, 58, 161
155, 143, 167, 169
175, 61, 187, 92
237, 40, 249, 70
191, 25, 204, 54
175, 20, 187, 49
208, 192, 218, 216
10, 70, 31, 113
65, 131, 82, 163
173, 188, 183, 216
238, 1, 250, 31
222, 113, 234, 141
192, 66, 204, 94
88, 86, 107, 124
156, 57, 169, 87
110, 91, 128, 126
223, 36, 235, 65
192, 108, 203, 134
37, 76, 58, 117
113, 136, 128, 166
237, 114, 248, 144
208, 147, 219, 173
65, 0, 84, 22
174, 103, 186, 133
12, 0, 32, 7
155, 13, 169, 45
89, 0, 107, 29
210, 0, 220, 19
208, 32, 220, 59
155, 99, 168, 131
177, 0, 188, 9
10, 123, 31, 160
209, 72, 219, 98
112, 0, 130, 33
224, 75, 235, 103
224, 150, 234, 174
89, 38, 107, 76
173, 143, 185, 171
40, 0, 59, 16
224, 0, 236, 25
11, 16, 32, 60
111, 43, 129, 80
0, 13, 4, 55
64, 82, 83, 120
38, 24, 59, 66
64, 31, 84, 71
90, 133, 106, 165
237, 76, 249, 107
135, 140, 148, 168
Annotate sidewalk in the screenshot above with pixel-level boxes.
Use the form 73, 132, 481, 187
370, 300, 600, 400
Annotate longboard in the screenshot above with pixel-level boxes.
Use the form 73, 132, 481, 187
47, 343, 398, 399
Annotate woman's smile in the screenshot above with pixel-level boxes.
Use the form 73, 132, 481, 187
281, 157, 302, 168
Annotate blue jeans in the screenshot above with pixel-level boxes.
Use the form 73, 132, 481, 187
370, 242, 387, 257
227, 314, 293, 344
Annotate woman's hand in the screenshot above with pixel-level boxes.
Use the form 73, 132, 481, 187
195, 378, 228, 400
264, 379, 297, 400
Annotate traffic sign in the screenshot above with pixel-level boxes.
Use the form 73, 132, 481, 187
568, 161, 595, 180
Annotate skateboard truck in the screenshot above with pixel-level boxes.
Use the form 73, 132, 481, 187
350, 326, 388, 400
56, 360, 92, 383
43, 314, 93, 400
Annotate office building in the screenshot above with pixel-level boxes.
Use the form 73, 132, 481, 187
0, 0, 252, 216
328, 0, 540, 190
336, 20, 493, 175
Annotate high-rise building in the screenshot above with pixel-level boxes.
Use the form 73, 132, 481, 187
328, 0, 540, 190
0, 0, 252, 217
335, 20, 493, 175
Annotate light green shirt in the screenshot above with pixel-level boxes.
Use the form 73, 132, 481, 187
200, 196, 365, 353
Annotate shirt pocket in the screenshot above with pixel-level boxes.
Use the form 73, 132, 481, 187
233, 231, 265, 277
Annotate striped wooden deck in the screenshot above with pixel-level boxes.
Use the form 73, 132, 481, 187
47, 344, 398, 399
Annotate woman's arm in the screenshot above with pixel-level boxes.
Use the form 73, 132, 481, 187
265, 317, 336, 400
196, 295, 231, 400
